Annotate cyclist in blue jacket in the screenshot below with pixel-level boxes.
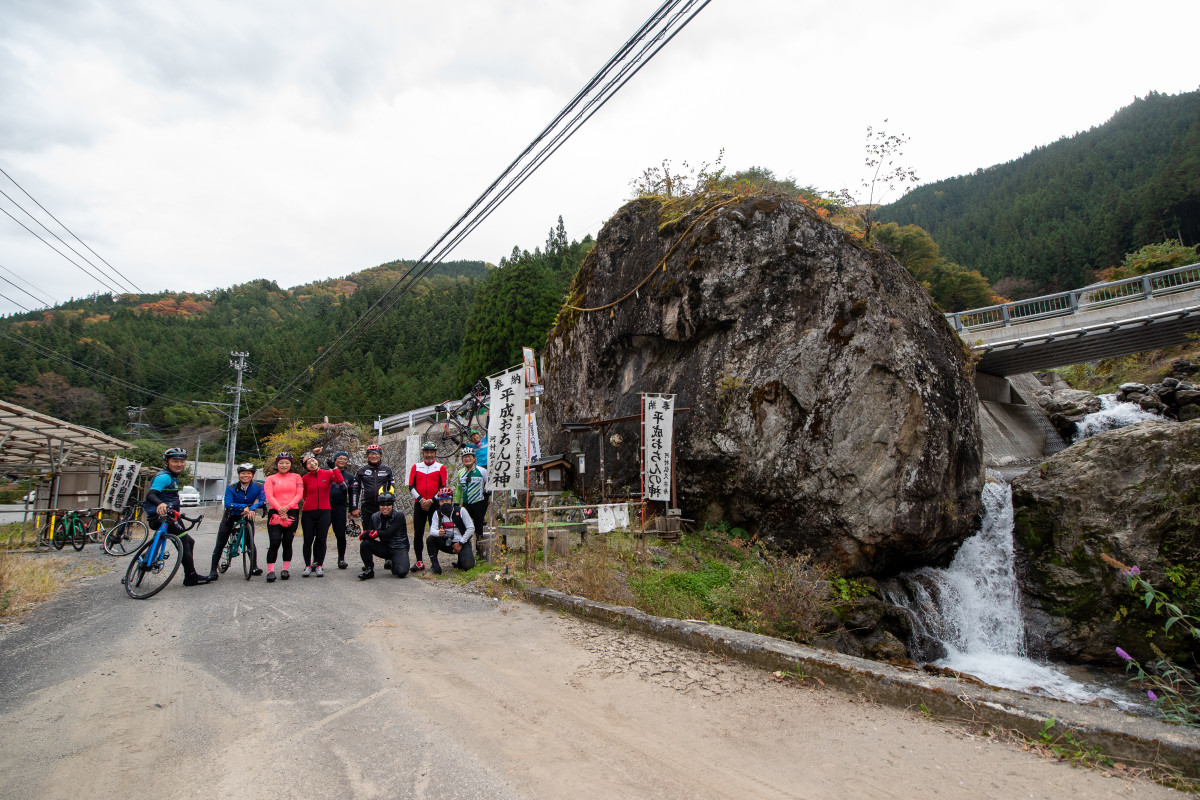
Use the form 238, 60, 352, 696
207, 463, 265, 580
144, 447, 209, 587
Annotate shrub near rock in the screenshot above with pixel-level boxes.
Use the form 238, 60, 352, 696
1012, 420, 1200, 663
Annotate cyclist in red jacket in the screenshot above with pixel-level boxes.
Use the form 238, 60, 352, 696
408, 441, 446, 572
299, 447, 345, 577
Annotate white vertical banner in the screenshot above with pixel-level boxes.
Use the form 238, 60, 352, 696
526, 412, 542, 462
522, 346, 539, 387
102, 458, 142, 510
642, 394, 675, 502
405, 434, 421, 479
487, 367, 527, 491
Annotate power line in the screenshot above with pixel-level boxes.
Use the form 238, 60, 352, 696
0, 291, 30, 313
0, 203, 125, 294
1, 327, 196, 405
0, 260, 56, 307
0, 166, 144, 293
246, 0, 711, 421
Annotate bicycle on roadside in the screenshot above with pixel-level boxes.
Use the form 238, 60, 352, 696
217, 515, 257, 581
123, 511, 203, 599
102, 505, 150, 556
425, 379, 490, 459
48, 509, 88, 552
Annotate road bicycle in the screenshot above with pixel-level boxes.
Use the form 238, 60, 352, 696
51, 509, 88, 552
217, 515, 257, 580
123, 512, 203, 599
102, 506, 150, 556
425, 379, 489, 459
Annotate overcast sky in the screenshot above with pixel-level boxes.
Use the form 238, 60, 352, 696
0, 0, 1196, 315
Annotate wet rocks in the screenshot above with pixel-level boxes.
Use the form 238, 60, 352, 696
1011, 420, 1200, 664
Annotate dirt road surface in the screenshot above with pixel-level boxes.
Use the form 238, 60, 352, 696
0, 534, 1178, 799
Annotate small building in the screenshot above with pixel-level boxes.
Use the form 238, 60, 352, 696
527, 454, 573, 493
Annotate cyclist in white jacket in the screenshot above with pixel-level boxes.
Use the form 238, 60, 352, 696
424, 487, 474, 574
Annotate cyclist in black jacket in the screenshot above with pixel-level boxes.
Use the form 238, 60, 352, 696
326, 450, 356, 569
351, 445, 394, 535
358, 493, 409, 579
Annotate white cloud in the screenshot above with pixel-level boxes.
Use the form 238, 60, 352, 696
0, 0, 1196, 313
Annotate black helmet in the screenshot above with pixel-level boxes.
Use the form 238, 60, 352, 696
163, 447, 187, 462
421, 441, 437, 452
275, 451, 293, 463
236, 463, 256, 474
377, 492, 396, 505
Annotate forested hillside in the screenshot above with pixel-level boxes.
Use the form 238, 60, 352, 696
0, 259, 488, 446
875, 89, 1200, 296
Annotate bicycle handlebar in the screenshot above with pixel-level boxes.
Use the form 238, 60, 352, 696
171, 512, 204, 532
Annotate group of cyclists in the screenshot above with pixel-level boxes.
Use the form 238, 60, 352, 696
145, 431, 490, 588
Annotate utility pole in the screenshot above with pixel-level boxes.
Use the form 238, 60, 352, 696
194, 438, 202, 488
126, 406, 151, 436
225, 352, 251, 486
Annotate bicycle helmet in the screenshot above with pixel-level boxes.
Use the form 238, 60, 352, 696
377, 492, 396, 505
435, 486, 453, 502
163, 447, 188, 462
460, 447, 475, 457
236, 463, 256, 474
421, 442, 437, 452
275, 451, 293, 463
366, 444, 382, 453
301, 451, 318, 466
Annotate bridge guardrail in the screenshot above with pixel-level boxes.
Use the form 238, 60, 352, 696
947, 262, 1200, 333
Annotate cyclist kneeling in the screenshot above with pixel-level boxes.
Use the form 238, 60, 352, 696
424, 487, 475, 575
208, 463, 264, 581
145, 447, 209, 587
359, 493, 410, 579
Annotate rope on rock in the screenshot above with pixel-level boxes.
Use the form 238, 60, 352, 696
563, 195, 743, 314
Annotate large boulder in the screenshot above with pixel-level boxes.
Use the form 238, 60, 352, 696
542, 194, 983, 576
1011, 420, 1200, 663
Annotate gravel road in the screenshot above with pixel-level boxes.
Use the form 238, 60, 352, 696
0, 527, 1177, 799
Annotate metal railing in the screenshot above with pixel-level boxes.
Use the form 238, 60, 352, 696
946, 262, 1200, 333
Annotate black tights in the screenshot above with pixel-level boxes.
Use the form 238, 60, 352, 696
210, 511, 258, 573
330, 505, 348, 562
267, 510, 298, 564
301, 509, 331, 567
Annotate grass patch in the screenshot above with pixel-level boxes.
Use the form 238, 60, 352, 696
0, 552, 69, 617
467, 526, 846, 646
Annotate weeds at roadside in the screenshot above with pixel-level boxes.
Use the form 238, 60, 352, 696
0, 552, 68, 617
770, 665, 825, 690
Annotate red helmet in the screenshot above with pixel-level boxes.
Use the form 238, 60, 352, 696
435, 487, 453, 502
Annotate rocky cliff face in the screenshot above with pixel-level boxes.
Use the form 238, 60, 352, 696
542, 194, 984, 576
1012, 420, 1200, 663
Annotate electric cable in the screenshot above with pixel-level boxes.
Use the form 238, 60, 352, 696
0, 166, 144, 293
0, 204, 124, 294
0, 260, 57, 307
0, 291, 30, 313
246, 0, 711, 421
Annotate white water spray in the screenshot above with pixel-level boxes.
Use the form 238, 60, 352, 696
887, 478, 1129, 704
1073, 394, 1161, 441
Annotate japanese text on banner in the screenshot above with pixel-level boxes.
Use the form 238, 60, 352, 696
642, 394, 674, 502
526, 412, 542, 462
487, 367, 527, 491
103, 458, 142, 510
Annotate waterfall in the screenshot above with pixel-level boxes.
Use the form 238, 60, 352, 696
885, 475, 1130, 704
1073, 393, 1161, 441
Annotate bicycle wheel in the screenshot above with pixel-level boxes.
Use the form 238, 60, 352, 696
241, 528, 255, 580
52, 521, 67, 550
124, 534, 182, 599
71, 522, 86, 551
424, 420, 462, 460
105, 520, 149, 556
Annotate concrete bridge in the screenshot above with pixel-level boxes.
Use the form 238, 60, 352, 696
946, 262, 1200, 376
945, 262, 1200, 466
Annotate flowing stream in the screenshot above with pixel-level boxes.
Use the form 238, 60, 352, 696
1073, 393, 1161, 441
885, 396, 1162, 704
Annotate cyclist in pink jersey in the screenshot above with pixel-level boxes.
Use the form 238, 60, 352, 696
264, 451, 304, 582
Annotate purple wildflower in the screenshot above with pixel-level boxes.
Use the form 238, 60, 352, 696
1130, 566, 1141, 576
1148, 690, 1158, 702
1116, 647, 1132, 661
